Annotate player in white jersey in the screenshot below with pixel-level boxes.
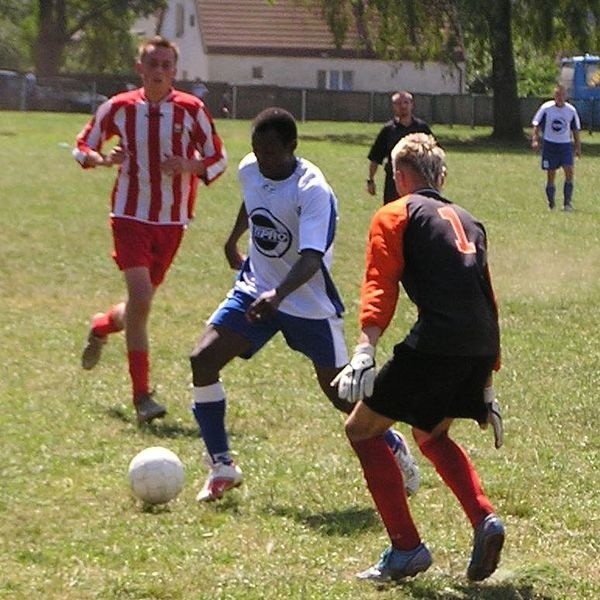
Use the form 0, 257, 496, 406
531, 85, 581, 211
73, 36, 227, 424
189, 108, 420, 502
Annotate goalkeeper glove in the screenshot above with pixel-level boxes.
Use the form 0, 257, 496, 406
331, 343, 376, 403
481, 386, 504, 449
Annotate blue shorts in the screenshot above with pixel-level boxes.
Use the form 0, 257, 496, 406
208, 290, 348, 368
541, 141, 574, 170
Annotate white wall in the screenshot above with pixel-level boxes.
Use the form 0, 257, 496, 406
149, 0, 210, 81
207, 55, 465, 94
133, 3, 464, 93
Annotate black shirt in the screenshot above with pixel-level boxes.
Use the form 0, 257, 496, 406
368, 117, 433, 203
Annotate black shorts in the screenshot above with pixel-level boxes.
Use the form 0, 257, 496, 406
364, 343, 496, 432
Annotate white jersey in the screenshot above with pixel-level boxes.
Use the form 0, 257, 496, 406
234, 154, 344, 319
531, 101, 581, 144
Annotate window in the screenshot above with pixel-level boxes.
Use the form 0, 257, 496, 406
252, 66, 263, 80
175, 3, 184, 38
317, 69, 354, 91
342, 70, 353, 90
189, 14, 195, 27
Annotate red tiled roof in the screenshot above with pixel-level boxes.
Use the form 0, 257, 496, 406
196, 0, 367, 57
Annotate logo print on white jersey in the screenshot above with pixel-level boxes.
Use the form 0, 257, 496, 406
551, 117, 566, 133
249, 208, 292, 258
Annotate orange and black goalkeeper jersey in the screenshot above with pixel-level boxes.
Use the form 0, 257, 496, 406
360, 189, 500, 358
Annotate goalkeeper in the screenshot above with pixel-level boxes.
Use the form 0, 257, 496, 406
333, 132, 505, 583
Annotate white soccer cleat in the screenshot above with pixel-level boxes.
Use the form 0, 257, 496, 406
196, 456, 243, 502
389, 430, 421, 497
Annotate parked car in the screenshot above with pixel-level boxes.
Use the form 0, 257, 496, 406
0, 69, 25, 110
34, 77, 108, 113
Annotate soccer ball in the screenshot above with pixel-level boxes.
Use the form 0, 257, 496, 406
128, 446, 185, 505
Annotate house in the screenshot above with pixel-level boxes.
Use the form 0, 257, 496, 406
134, 0, 465, 95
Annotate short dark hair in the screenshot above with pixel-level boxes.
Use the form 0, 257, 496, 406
252, 107, 297, 146
138, 36, 179, 62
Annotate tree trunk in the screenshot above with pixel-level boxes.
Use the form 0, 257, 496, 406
487, 0, 524, 140
34, 0, 69, 76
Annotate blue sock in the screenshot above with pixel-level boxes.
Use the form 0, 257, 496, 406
545, 184, 556, 205
192, 384, 231, 464
564, 181, 573, 204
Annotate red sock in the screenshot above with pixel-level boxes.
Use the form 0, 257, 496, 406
351, 436, 421, 550
419, 433, 494, 528
92, 305, 124, 338
128, 350, 149, 402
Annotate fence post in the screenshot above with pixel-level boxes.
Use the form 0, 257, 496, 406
232, 85, 237, 119
301, 89, 307, 123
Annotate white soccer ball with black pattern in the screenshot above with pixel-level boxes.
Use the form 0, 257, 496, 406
128, 446, 185, 505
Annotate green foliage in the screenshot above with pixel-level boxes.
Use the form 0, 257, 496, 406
0, 0, 34, 69
466, 39, 559, 97
26, 0, 167, 75
0, 112, 599, 599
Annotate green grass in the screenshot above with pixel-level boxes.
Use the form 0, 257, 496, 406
0, 112, 599, 600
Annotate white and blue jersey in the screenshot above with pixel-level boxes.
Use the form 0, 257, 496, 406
532, 101, 580, 169
531, 101, 581, 143
234, 153, 344, 320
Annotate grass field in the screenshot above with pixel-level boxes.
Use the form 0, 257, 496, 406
0, 111, 598, 600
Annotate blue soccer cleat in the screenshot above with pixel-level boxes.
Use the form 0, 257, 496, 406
467, 513, 505, 581
357, 543, 432, 582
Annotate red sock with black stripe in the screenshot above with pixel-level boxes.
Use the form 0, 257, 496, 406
419, 432, 494, 528
351, 436, 421, 550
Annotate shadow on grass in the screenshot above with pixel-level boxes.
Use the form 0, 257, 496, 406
300, 131, 531, 155
384, 578, 553, 600
268, 504, 379, 536
300, 130, 600, 156
107, 405, 198, 438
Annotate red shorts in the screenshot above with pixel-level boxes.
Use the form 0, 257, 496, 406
111, 218, 185, 286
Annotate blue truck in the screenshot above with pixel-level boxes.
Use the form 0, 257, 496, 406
560, 54, 600, 130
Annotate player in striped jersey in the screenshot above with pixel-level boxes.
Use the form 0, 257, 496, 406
73, 36, 227, 424
334, 133, 505, 582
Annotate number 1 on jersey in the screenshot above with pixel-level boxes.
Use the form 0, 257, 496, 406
437, 206, 476, 254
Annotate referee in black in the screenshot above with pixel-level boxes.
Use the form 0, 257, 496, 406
367, 90, 432, 204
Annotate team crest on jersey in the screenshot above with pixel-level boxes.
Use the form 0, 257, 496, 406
249, 208, 292, 257
551, 118, 566, 133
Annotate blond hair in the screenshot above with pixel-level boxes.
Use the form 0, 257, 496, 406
391, 133, 446, 189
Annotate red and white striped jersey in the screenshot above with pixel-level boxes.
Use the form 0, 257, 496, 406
74, 88, 227, 224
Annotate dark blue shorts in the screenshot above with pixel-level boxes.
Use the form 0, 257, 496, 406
208, 290, 348, 368
541, 141, 574, 170
364, 342, 496, 432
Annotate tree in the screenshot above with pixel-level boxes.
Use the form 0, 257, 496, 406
0, 0, 35, 69
31, 0, 166, 76
458, 1, 522, 139
302, 0, 600, 140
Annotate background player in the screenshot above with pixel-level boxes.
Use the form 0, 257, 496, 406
366, 90, 432, 204
334, 133, 505, 582
73, 36, 227, 424
189, 107, 419, 502
531, 84, 581, 211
